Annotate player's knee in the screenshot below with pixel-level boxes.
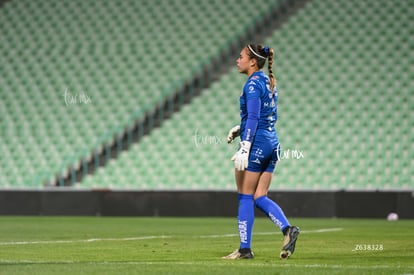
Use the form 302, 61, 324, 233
253, 193, 267, 202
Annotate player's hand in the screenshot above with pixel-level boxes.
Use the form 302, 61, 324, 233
227, 125, 240, 144
231, 141, 251, 171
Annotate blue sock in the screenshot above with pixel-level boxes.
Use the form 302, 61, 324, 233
255, 195, 290, 233
238, 194, 254, 249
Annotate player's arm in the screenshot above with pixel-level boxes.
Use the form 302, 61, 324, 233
244, 97, 260, 142
232, 85, 261, 171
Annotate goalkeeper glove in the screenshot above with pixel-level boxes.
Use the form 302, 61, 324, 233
227, 125, 240, 144
231, 141, 251, 171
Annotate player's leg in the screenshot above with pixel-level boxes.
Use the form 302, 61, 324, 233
253, 145, 300, 259
238, 170, 261, 258
235, 169, 244, 193
253, 143, 290, 232
254, 172, 299, 259
254, 172, 290, 232
223, 170, 259, 259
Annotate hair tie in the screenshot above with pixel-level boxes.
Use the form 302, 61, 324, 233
263, 46, 270, 56
247, 44, 266, 60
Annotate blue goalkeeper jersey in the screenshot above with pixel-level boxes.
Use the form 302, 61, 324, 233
240, 70, 278, 145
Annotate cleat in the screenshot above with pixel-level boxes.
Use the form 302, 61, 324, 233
222, 249, 240, 259
222, 248, 254, 259
280, 226, 300, 259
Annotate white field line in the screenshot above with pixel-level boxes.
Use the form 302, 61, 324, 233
197, 227, 343, 238
0, 228, 342, 246
0, 235, 171, 246
0, 260, 411, 271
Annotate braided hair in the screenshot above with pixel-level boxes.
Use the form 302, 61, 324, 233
246, 44, 277, 92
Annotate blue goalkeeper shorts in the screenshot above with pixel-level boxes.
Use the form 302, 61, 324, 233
246, 140, 280, 173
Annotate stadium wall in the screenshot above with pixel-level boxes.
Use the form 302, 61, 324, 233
0, 190, 413, 218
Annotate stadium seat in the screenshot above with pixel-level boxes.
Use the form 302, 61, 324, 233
1, 0, 412, 191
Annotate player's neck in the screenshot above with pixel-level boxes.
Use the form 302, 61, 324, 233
247, 69, 260, 77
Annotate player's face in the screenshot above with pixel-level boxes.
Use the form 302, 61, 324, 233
236, 48, 252, 74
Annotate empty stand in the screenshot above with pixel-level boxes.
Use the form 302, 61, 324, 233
81, 0, 412, 190
0, 0, 281, 188
1, 0, 412, 190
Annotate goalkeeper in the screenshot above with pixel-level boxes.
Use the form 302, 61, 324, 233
223, 44, 299, 260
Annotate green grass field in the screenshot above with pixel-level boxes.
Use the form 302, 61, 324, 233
0, 217, 413, 274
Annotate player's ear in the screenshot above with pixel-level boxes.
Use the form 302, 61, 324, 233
250, 58, 256, 68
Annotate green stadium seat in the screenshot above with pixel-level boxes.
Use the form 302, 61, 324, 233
0, 0, 412, 191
